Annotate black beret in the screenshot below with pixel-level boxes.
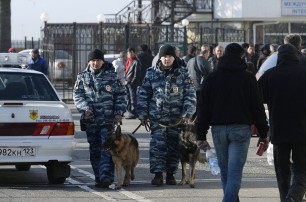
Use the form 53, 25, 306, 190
88, 49, 104, 62
159, 45, 176, 59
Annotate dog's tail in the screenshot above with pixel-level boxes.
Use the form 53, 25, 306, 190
197, 150, 207, 164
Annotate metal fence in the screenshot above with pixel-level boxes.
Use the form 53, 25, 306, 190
40, 22, 245, 101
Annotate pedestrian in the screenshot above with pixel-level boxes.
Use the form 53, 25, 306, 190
174, 46, 186, 67
196, 43, 269, 202
208, 45, 224, 71
183, 45, 197, 64
242, 43, 259, 72
28, 49, 49, 76
73, 48, 126, 188
137, 44, 196, 186
257, 44, 271, 68
125, 47, 142, 119
112, 51, 126, 85
270, 43, 279, 54
284, 34, 306, 66
258, 43, 306, 202
137, 44, 154, 83
186, 49, 212, 119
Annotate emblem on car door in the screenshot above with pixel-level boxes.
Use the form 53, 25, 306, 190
29, 110, 38, 120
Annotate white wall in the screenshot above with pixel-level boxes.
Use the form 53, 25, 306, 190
214, 0, 306, 20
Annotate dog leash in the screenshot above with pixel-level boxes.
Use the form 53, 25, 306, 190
131, 118, 190, 134
131, 121, 151, 134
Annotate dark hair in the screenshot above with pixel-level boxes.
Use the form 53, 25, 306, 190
187, 45, 197, 54
241, 42, 249, 49
139, 44, 149, 52
261, 44, 271, 56
127, 47, 135, 52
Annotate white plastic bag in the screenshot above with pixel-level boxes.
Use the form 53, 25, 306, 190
266, 142, 274, 166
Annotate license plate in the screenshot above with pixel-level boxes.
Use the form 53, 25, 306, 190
0, 147, 36, 157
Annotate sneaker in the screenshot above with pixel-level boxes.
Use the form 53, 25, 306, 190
95, 178, 112, 188
151, 173, 163, 186
166, 173, 176, 185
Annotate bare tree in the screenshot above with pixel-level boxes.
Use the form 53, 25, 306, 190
0, 0, 11, 52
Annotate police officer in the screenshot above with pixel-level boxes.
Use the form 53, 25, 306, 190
137, 45, 196, 186
73, 49, 126, 188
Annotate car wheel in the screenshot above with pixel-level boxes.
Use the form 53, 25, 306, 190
46, 162, 70, 184
15, 164, 31, 171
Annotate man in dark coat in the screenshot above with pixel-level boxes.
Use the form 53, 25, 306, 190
186, 50, 212, 119
196, 43, 269, 202
125, 47, 142, 119
258, 44, 306, 202
137, 44, 153, 83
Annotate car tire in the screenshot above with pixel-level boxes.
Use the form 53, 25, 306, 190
47, 162, 70, 184
15, 164, 31, 171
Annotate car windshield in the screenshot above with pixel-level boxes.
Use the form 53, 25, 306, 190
0, 72, 59, 101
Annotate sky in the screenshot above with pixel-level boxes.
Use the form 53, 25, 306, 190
11, 0, 132, 40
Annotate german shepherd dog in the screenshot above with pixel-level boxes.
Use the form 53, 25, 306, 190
178, 123, 206, 188
103, 125, 139, 189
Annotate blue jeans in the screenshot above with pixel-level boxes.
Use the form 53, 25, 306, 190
211, 124, 251, 202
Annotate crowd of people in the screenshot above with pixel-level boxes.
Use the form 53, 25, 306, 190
73, 34, 306, 202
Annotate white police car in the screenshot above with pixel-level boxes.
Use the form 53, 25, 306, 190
0, 67, 75, 184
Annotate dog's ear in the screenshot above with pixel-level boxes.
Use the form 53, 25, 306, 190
115, 125, 121, 134
115, 125, 121, 136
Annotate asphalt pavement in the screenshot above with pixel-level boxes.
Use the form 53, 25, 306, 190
66, 101, 306, 202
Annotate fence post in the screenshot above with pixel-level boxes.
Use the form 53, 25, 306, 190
125, 24, 130, 49
184, 26, 187, 55
99, 22, 103, 50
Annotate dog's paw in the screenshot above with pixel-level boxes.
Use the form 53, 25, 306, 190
178, 180, 186, 186
189, 183, 195, 188
115, 185, 122, 190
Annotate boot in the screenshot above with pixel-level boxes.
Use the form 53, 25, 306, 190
166, 173, 176, 185
151, 172, 163, 186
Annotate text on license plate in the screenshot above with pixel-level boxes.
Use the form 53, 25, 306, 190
0, 147, 36, 157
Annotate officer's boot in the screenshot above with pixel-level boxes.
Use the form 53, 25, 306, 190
151, 172, 163, 186
166, 172, 176, 185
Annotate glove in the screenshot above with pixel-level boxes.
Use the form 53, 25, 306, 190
257, 137, 269, 152
196, 140, 210, 150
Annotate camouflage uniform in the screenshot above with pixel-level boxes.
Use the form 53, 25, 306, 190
137, 61, 196, 174
73, 61, 126, 184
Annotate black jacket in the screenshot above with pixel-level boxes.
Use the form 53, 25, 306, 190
125, 58, 142, 87
137, 51, 153, 83
258, 44, 306, 144
196, 54, 269, 140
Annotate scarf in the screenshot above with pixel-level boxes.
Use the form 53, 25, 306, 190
125, 56, 136, 73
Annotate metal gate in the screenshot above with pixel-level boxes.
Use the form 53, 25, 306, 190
41, 22, 245, 101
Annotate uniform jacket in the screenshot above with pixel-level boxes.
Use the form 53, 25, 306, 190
137, 61, 196, 124
258, 45, 306, 144
73, 61, 126, 126
196, 54, 269, 141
